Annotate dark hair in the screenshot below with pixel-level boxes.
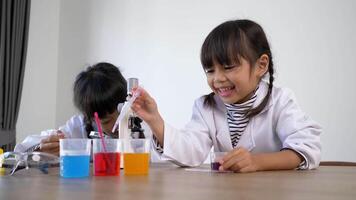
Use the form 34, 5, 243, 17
200, 19, 274, 118
73, 62, 127, 137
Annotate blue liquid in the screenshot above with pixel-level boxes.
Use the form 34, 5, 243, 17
60, 155, 90, 178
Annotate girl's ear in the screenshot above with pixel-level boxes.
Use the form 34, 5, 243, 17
255, 54, 269, 77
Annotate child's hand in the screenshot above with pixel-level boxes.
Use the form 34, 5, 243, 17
39, 131, 65, 156
131, 87, 161, 125
220, 147, 259, 173
131, 87, 165, 144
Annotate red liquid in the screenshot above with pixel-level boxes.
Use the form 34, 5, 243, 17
94, 152, 120, 176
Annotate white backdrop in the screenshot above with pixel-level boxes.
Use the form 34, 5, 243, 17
17, 0, 356, 162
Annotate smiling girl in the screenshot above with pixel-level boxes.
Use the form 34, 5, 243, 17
132, 19, 321, 172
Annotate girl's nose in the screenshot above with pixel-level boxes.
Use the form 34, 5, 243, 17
213, 70, 227, 83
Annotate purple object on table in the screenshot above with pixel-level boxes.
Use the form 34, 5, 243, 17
211, 162, 221, 171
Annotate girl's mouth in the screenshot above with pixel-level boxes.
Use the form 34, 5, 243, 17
216, 86, 235, 97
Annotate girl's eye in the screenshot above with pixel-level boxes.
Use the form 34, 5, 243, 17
224, 64, 237, 70
204, 68, 214, 74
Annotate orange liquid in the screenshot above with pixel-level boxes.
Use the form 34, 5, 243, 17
123, 153, 150, 175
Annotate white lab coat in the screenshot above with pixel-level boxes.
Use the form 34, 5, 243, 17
14, 115, 162, 162
159, 81, 322, 169
14, 115, 86, 153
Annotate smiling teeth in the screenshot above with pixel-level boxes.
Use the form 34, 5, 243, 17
218, 87, 233, 92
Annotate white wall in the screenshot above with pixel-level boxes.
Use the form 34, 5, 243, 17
17, 0, 356, 162
16, 0, 60, 142
55, 0, 92, 126
17, 0, 89, 143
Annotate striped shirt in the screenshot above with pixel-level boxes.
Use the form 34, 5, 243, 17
225, 91, 257, 148
153, 88, 259, 153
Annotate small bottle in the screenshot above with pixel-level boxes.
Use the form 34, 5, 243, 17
119, 78, 139, 139
118, 78, 146, 169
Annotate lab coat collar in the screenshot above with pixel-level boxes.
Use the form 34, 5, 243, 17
214, 80, 273, 116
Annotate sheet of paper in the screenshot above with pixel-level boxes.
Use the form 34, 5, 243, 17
184, 167, 233, 173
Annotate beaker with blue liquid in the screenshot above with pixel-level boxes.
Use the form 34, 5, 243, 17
60, 139, 91, 178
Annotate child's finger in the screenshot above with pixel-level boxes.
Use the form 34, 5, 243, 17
44, 149, 60, 156
134, 87, 153, 100
221, 148, 244, 163
40, 141, 60, 151
133, 87, 145, 97
132, 108, 146, 120
41, 133, 62, 143
132, 103, 141, 112
220, 154, 244, 171
133, 98, 144, 106
230, 157, 249, 172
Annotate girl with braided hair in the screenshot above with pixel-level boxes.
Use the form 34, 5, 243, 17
132, 19, 321, 172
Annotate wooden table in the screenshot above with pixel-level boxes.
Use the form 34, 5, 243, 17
0, 163, 355, 200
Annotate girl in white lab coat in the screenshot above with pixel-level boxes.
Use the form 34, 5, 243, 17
15, 62, 128, 155
132, 19, 322, 172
